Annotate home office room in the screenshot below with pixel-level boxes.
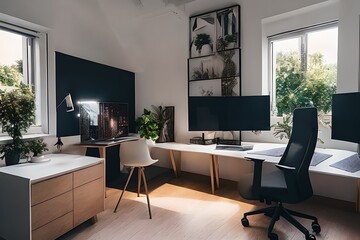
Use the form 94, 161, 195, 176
0, 0, 360, 239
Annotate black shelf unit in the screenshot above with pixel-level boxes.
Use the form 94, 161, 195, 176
188, 5, 242, 144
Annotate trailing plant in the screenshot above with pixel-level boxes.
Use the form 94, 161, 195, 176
135, 109, 159, 140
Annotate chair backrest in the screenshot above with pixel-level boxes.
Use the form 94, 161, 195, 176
279, 107, 318, 199
120, 139, 154, 166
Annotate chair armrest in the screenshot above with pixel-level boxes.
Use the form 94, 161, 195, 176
245, 157, 265, 162
275, 164, 296, 171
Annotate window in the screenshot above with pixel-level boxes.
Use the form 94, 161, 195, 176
269, 22, 338, 119
0, 21, 48, 135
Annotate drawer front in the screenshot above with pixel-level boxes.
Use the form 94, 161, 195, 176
32, 191, 73, 230
73, 162, 104, 188
32, 173, 73, 206
74, 177, 104, 227
32, 211, 73, 240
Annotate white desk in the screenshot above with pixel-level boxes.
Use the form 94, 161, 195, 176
154, 142, 360, 212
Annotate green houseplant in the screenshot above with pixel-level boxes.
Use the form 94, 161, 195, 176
25, 138, 48, 158
135, 109, 159, 141
0, 83, 36, 165
194, 33, 211, 54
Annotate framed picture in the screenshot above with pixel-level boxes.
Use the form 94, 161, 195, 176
189, 79, 222, 96
216, 5, 240, 51
188, 48, 240, 81
157, 106, 175, 143
190, 12, 216, 58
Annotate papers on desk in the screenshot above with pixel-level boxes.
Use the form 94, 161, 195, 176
248, 147, 332, 166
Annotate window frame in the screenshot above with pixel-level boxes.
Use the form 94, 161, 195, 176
268, 21, 338, 116
0, 20, 48, 136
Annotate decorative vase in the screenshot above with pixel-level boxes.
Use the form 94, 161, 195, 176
5, 152, 20, 166
201, 44, 212, 56
31, 155, 51, 163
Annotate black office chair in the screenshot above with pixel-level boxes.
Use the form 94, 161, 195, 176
238, 107, 320, 240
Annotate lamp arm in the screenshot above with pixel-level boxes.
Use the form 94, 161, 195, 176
56, 97, 66, 109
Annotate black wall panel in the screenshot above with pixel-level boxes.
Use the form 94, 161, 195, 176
56, 52, 135, 137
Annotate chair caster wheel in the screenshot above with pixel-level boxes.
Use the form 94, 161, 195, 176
241, 217, 249, 227
306, 234, 316, 240
268, 233, 278, 240
312, 222, 321, 233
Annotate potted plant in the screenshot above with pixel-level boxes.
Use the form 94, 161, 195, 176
135, 109, 159, 143
0, 83, 35, 165
25, 138, 48, 162
224, 33, 237, 48
194, 33, 212, 55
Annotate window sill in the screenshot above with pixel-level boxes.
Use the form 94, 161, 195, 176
0, 133, 51, 144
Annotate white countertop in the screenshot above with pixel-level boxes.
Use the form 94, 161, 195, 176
0, 154, 103, 183
154, 142, 360, 179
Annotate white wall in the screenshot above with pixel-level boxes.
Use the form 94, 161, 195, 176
1, 0, 360, 202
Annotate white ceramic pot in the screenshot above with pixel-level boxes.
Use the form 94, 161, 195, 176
201, 44, 212, 56
31, 155, 51, 163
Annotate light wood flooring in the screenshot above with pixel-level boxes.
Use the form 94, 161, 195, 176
61, 171, 360, 240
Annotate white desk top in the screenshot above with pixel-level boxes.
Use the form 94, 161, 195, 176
0, 154, 103, 183
154, 142, 360, 179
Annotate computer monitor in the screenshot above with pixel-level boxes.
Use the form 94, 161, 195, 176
332, 92, 360, 144
188, 95, 270, 131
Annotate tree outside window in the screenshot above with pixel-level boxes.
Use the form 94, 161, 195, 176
270, 24, 338, 140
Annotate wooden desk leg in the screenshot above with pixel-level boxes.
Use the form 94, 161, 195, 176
178, 151, 182, 176
98, 147, 108, 198
357, 179, 360, 212
213, 155, 220, 189
137, 168, 142, 197
169, 150, 178, 178
90, 215, 98, 224
209, 155, 215, 194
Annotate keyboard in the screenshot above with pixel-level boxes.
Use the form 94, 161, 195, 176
215, 145, 254, 151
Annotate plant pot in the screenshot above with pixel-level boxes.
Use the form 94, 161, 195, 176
31, 155, 51, 163
5, 152, 20, 166
201, 44, 212, 56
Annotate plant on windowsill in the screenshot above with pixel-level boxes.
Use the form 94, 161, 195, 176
25, 138, 48, 162
135, 109, 159, 143
0, 83, 36, 165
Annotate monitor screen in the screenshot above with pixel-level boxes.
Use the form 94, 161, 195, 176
188, 96, 270, 131
332, 92, 360, 144
79, 102, 129, 142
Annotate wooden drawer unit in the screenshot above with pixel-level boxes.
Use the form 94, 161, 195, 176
32, 191, 73, 230
74, 162, 104, 188
0, 155, 104, 240
74, 177, 104, 227
31, 173, 73, 206
32, 212, 73, 240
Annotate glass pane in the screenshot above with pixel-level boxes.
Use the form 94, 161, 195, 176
272, 37, 303, 116
307, 27, 338, 114
0, 29, 24, 89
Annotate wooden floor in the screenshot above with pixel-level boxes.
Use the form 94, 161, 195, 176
61, 171, 360, 240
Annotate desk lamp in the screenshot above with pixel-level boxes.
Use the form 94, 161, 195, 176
55, 93, 74, 151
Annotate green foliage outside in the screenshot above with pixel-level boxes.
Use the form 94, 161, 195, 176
275, 52, 336, 116
136, 109, 159, 140
0, 64, 21, 87
272, 52, 336, 141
